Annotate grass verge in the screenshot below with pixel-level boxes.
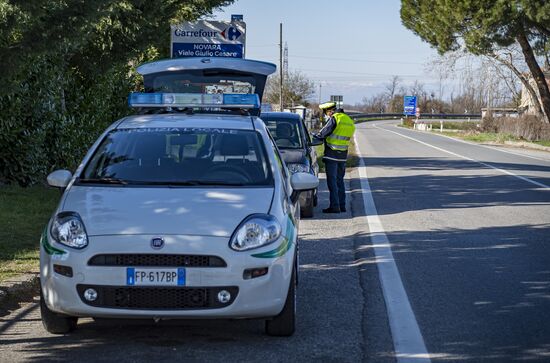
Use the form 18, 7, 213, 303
0, 185, 59, 282
435, 130, 546, 145
534, 140, 550, 147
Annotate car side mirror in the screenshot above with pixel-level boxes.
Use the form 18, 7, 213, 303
290, 172, 319, 203
47, 170, 73, 189
308, 137, 323, 146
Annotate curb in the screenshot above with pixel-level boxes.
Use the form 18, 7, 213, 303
502, 140, 550, 152
0, 273, 40, 315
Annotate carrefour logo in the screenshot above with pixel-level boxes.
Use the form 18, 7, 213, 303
220, 26, 242, 41
174, 29, 218, 38
174, 26, 242, 41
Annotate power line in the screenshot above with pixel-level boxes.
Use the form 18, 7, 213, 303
290, 54, 424, 65
297, 68, 423, 78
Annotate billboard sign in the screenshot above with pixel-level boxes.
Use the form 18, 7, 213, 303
171, 20, 246, 59
403, 96, 417, 116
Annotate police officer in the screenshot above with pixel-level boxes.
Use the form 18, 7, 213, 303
314, 102, 356, 213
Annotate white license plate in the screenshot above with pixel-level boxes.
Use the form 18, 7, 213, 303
126, 267, 185, 286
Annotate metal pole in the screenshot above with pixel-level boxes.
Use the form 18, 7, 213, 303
279, 23, 283, 112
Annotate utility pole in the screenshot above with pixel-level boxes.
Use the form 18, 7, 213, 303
318, 83, 322, 104
283, 42, 289, 77
279, 23, 283, 112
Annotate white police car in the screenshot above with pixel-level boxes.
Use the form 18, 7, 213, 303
40, 57, 318, 336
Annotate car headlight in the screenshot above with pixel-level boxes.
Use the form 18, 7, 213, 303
50, 212, 88, 249
230, 214, 282, 251
287, 163, 310, 174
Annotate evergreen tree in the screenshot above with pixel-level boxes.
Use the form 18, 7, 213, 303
401, 0, 550, 123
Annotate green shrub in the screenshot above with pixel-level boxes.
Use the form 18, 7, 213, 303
0, 56, 141, 186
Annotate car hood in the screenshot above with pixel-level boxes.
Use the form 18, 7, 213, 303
62, 186, 274, 237
279, 149, 306, 164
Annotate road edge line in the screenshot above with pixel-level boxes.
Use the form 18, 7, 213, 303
354, 133, 431, 363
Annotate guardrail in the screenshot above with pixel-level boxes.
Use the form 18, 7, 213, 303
350, 113, 481, 120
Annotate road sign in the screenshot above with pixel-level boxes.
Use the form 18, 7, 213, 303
404, 96, 417, 116
415, 107, 420, 118
330, 95, 343, 103
171, 20, 246, 59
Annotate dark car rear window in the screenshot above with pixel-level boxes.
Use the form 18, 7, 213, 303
262, 117, 303, 149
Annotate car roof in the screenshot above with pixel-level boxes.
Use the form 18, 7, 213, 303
260, 112, 301, 121
115, 113, 256, 131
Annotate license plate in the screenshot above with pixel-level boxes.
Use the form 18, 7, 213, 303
126, 267, 185, 286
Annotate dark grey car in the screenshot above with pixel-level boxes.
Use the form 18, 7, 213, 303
260, 112, 322, 217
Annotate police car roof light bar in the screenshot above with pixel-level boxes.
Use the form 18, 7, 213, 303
128, 92, 260, 109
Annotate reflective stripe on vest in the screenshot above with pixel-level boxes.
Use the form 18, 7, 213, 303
326, 112, 355, 151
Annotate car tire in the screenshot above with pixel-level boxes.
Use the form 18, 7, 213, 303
300, 198, 314, 218
40, 289, 78, 334
265, 264, 296, 337
313, 189, 318, 207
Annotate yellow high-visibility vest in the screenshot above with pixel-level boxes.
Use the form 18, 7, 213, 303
326, 112, 355, 151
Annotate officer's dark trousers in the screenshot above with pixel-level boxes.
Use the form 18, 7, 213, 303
325, 159, 346, 210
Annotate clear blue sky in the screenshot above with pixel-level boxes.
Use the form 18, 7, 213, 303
212, 0, 440, 104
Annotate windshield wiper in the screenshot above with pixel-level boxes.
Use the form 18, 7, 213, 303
77, 178, 128, 185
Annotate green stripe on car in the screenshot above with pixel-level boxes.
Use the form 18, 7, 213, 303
251, 217, 295, 258
41, 228, 66, 255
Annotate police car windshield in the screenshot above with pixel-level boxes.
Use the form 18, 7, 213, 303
80, 128, 273, 187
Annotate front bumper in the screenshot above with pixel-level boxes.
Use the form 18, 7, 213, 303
40, 233, 295, 319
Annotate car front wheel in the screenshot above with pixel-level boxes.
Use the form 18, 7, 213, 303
40, 289, 78, 334
265, 264, 296, 336
300, 197, 314, 218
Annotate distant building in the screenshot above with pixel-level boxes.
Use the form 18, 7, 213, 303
285, 105, 308, 119
481, 107, 519, 119
519, 69, 550, 115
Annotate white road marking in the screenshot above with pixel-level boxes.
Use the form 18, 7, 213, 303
373, 124, 550, 190
354, 133, 431, 363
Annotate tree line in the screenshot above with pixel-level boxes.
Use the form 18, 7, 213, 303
0, 0, 234, 186
401, 0, 550, 123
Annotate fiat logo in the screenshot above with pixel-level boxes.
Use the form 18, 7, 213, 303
151, 237, 164, 250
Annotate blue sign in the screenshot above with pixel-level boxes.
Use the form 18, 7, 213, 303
231, 14, 244, 22
172, 43, 244, 58
404, 96, 417, 116
171, 21, 246, 59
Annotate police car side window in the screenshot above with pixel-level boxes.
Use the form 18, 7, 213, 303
269, 136, 286, 177
267, 132, 290, 194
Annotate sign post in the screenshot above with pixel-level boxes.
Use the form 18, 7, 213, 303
171, 20, 246, 59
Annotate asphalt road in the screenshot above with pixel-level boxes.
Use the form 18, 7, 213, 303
355, 120, 550, 362
1, 119, 549, 362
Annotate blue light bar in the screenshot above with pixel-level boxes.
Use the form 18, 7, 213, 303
128, 93, 163, 106
128, 92, 260, 109
223, 94, 260, 108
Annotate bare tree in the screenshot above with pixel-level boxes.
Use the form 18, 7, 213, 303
264, 70, 315, 108
384, 75, 401, 112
